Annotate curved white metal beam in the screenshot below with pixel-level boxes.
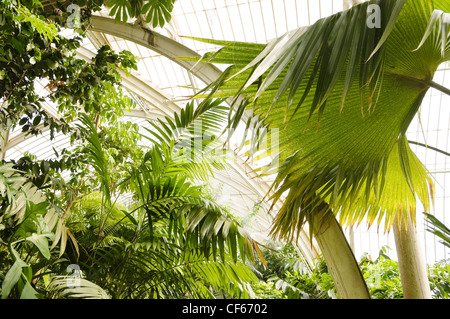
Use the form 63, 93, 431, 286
88, 15, 223, 85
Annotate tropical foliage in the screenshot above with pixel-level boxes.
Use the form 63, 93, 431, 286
425, 213, 450, 249
358, 247, 403, 299
0, 0, 263, 299
0, 102, 264, 298
251, 243, 450, 299
425, 213, 450, 298
0, 0, 137, 160
428, 259, 450, 299
2, 0, 450, 300
188, 0, 450, 242
0, 95, 266, 298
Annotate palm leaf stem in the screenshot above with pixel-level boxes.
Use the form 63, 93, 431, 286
386, 72, 450, 96
94, 191, 123, 249
427, 80, 450, 96
408, 140, 450, 157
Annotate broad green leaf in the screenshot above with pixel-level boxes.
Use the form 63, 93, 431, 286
20, 281, 38, 299
26, 233, 51, 259
1, 257, 27, 299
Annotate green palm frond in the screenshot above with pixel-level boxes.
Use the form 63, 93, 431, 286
119, 247, 256, 299
141, 98, 229, 181
425, 213, 450, 249
73, 239, 256, 299
184, 0, 450, 239
76, 114, 111, 203
47, 276, 110, 299
127, 164, 265, 264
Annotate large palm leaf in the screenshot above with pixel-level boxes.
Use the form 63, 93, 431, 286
186, 0, 450, 239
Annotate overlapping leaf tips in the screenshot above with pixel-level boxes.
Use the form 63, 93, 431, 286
414, 9, 450, 59
226, 0, 407, 126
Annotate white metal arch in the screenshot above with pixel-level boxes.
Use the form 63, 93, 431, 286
88, 15, 223, 86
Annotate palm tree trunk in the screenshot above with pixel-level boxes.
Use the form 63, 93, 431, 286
314, 214, 371, 299
393, 213, 431, 299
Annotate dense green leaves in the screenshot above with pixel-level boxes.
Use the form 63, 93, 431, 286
428, 259, 450, 299
0, 0, 261, 299
251, 241, 450, 299
1, 98, 262, 298
359, 248, 403, 299
0, 0, 138, 151
0, 162, 59, 299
